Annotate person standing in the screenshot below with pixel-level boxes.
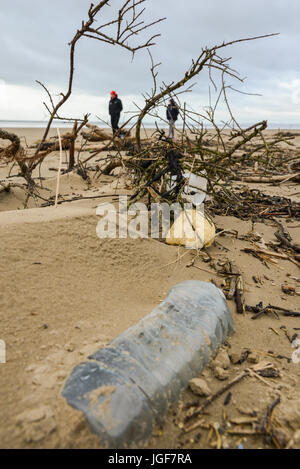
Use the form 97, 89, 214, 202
166, 98, 179, 140
109, 91, 123, 135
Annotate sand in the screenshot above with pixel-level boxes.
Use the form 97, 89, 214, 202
0, 127, 300, 449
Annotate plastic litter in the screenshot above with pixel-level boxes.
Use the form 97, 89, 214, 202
182, 171, 208, 206
165, 208, 215, 249
62, 280, 234, 448
168, 171, 208, 207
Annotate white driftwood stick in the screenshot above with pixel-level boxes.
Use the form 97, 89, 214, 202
55, 128, 63, 208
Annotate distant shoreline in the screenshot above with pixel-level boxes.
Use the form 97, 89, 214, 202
1, 120, 300, 130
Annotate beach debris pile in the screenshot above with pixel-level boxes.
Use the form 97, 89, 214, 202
1, 105, 300, 220
76, 121, 300, 239
209, 187, 300, 221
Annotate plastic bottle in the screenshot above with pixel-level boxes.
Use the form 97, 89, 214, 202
62, 280, 234, 448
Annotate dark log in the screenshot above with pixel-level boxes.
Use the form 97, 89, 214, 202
102, 158, 122, 175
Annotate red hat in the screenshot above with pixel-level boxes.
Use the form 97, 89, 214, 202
110, 90, 117, 96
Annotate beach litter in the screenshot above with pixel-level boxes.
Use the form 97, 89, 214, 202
62, 281, 234, 448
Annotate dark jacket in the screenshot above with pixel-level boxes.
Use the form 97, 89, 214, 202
109, 97, 123, 116
166, 102, 179, 121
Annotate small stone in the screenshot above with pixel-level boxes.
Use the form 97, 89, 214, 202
288, 429, 300, 448
213, 349, 230, 370
230, 353, 242, 365
237, 406, 258, 417
222, 438, 230, 449
272, 428, 290, 448
189, 378, 212, 397
247, 353, 260, 364
25, 364, 36, 373
23, 419, 57, 443
16, 406, 53, 425
213, 366, 229, 381
17, 408, 46, 425
279, 400, 300, 431
55, 370, 67, 380
64, 343, 75, 352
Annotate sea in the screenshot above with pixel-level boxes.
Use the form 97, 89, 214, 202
0, 120, 165, 129
1, 120, 300, 130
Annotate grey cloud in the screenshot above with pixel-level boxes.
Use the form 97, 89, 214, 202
1, 0, 300, 121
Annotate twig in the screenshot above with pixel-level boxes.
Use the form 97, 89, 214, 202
55, 128, 63, 208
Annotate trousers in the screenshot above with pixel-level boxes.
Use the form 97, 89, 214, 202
167, 119, 175, 139
111, 114, 120, 134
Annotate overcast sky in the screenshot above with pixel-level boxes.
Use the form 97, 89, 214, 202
1, 0, 300, 126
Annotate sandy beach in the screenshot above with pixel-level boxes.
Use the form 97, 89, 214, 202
0, 126, 300, 449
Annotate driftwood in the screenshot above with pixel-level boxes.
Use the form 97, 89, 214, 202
82, 124, 140, 150
234, 276, 245, 314
0, 129, 25, 161
41, 193, 124, 207
243, 246, 300, 269
32, 0, 165, 166
209, 187, 300, 221
246, 302, 300, 320
227, 263, 240, 291
2, 20, 298, 222
81, 124, 112, 142
274, 220, 300, 254
184, 361, 278, 434
225, 262, 245, 314
241, 173, 300, 183
68, 121, 77, 171
0, 130, 35, 189
134, 34, 278, 150
102, 158, 123, 175
184, 370, 248, 431
81, 132, 106, 142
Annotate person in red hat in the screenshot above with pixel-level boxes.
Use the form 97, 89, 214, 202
109, 91, 123, 135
